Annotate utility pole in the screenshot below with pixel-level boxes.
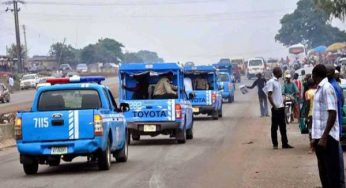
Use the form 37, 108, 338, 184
22, 25, 28, 61
4, 0, 25, 73
58, 38, 66, 65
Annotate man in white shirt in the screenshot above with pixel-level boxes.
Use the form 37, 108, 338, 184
311, 64, 343, 188
266, 67, 293, 149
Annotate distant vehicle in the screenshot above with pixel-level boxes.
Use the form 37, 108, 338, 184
119, 63, 194, 144
59, 64, 72, 71
36, 77, 52, 89
295, 66, 313, 81
20, 74, 39, 90
231, 63, 241, 83
76, 64, 88, 73
0, 83, 10, 103
231, 58, 245, 75
184, 65, 223, 119
288, 43, 307, 64
247, 58, 266, 80
217, 72, 235, 103
267, 58, 279, 68
15, 76, 129, 175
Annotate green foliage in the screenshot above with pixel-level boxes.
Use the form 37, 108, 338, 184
275, 0, 346, 47
49, 42, 80, 65
6, 44, 27, 60
81, 38, 124, 64
122, 50, 164, 64
314, 0, 346, 20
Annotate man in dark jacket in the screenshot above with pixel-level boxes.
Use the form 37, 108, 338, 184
247, 73, 268, 117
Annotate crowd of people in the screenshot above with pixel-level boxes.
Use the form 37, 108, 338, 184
247, 64, 345, 187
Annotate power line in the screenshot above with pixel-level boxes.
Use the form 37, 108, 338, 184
23, 0, 226, 6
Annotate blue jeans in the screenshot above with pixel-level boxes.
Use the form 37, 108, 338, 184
259, 95, 268, 116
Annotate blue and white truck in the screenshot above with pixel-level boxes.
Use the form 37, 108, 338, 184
214, 59, 236, 103
15, 76, 129, 175
119, 63, 194, 144
184, 65, 223, 120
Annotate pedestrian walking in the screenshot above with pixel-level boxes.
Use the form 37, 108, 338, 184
266, 67, 294, 150
293, 73, 302, 119
311, 64, 343, 188
246, 73, 268, 117
305, 78, 316, 153
8, 75, 14, 93
325, 64, 345, 187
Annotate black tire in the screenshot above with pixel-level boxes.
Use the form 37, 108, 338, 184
48, 158, 61, 167
98, 139, 112, 170
218, 106, 223, 118
176, 125, 186, 144
186, 119, 194, 140
23, 162, 38, 175
212, 110, 219, 120
114, 130, 128, 162
132, 132, 140, 141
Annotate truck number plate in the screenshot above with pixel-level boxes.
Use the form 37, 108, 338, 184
51, 147, 68, 155
144, 125, 156, 132
193, 107, 199, 113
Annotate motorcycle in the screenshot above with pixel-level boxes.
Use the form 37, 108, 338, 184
284, 94, 295, 124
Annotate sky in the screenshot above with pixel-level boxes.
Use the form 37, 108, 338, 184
0, 0, 345, 64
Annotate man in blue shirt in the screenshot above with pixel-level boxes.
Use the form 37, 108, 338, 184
326, 64, 345, 187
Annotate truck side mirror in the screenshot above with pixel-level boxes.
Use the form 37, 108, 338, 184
188, 93, 195, 100
119, 103, 130, 112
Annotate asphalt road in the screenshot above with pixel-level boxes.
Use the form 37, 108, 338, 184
0, 79, 324, 188
0, 77, 118, 113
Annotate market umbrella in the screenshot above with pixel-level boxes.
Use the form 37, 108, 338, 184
327, 42, 346, 52
313, 45, 327, 53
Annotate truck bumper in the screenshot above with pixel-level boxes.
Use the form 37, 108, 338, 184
16, 138, 102, 155
127, 121, 181, 134
193, 105, 215, 115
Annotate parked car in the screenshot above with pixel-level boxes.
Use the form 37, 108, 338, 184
76, 64, 88, 73
59, 64, 72, 71
0, 83, 10, 103
20, 74, 39, 90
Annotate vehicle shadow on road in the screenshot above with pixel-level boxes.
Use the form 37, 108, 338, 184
130, 138, 177, 146
33, 162, 101, 176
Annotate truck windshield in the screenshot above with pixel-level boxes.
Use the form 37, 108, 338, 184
22, 75, 36, 80
218, 74, 229, 82
38, 89, 101, 111
249, 60, 263, 66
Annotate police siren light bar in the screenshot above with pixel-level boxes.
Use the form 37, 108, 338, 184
47, 76, 105, 84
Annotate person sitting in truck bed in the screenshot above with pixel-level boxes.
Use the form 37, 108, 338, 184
122, 73, 149, 99
153, 72, 177, 99
193, 74, 209, 90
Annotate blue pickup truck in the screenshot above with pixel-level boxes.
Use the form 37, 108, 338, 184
184, 65, 223, 120
217, 72, 235, 103
119, 63, 194, 144
15, 76, 129, 175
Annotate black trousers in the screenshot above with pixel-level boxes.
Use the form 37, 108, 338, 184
314, 136, 344, 188
271, 107, 288, 147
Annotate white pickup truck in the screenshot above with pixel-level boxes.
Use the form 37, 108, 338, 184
20, 74, 39, 90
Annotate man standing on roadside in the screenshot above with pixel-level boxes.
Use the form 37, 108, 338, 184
266, 67, 294, 149
325, 64, 345, 187
246, 73, 268, 117
8, 75, 14, 93
311, 64, 343, 188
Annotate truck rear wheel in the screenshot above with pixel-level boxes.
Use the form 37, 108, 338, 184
212, 110, 219, 120
98, 139, 111, 170
176, 125, 186, 144
114, 130, 128, 162
186, 119, 194, 140
23, 162, 38, 175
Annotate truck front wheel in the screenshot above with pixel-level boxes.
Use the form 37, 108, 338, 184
23, 162, 38, 175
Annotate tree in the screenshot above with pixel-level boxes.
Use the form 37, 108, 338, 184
49, 42, 80, 65
122, 50, 164, 64
80, 38, 124, 64
314, 0, 346, 20
6, 44, 27, 60
275, 0, 346, 48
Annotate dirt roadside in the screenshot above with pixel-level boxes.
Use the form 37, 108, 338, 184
192, 110, 322, 188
